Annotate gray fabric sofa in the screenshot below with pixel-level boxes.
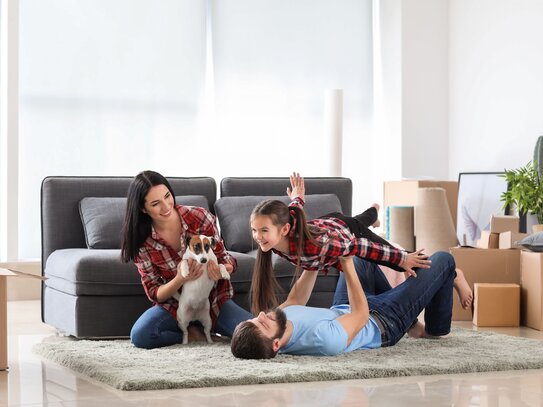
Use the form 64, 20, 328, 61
216, 177, 352, 311
41, 176, 352, 338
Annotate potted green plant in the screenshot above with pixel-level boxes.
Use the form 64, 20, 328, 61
500, 161, 543, 232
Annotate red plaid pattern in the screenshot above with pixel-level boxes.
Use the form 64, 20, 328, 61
273, 197, 407, 273
134, 205, 236, 325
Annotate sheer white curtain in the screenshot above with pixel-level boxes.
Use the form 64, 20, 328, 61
17, 0, 373, 259
19, 0, 207, 258
211, 0, 373, 180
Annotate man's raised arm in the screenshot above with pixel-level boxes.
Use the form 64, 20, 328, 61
279, 269, 319, 309
335, 257, 370, 345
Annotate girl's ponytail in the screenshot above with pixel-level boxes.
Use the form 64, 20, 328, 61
250, 249, 281, 314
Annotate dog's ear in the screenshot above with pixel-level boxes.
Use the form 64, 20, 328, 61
210, 237, 217, 249
185, 236, 192, 248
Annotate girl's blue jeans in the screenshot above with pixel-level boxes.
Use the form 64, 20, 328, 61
130, 299, 252, 349
332, 251, 456, 346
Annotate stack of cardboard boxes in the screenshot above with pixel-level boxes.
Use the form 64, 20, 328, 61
451, 215, 543, 329
476, 215, 528, 249
384, 180, 543, 330
450, 245, 521, 326
451, 215, 521, 326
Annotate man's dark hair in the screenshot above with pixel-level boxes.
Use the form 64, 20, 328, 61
230, 321, 278, 360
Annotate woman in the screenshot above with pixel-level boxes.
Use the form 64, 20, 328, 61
121, 170, 251, 348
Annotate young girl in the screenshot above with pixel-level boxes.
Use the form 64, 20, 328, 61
120, 170, 251, 348
250, 173, 472, 315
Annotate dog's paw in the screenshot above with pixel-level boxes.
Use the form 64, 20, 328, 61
179, 260, 190, 278
219, 264, 230, 280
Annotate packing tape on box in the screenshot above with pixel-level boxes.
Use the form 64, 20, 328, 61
415, 187, 458, 255
387, 206, 415, 252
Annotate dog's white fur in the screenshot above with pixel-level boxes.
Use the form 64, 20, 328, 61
174, 235, 230, 344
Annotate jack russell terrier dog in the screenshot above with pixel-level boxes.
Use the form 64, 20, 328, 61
175, 235, 230, 344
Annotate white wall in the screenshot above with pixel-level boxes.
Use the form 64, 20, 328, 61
376, 0, 450, 182
383, 0, 543, 180
449, 0, 543, 177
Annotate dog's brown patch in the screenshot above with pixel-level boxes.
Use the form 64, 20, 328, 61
187, 235, 213, 254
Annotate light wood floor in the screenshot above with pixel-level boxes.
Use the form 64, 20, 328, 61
2, 300, 543, 406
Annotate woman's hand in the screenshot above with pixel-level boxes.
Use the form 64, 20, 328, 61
206, 260, 221, 281
401, 249, 431, 278
177, 259, 204, 283
206, 261, 232, 281
287, 172, 305, 201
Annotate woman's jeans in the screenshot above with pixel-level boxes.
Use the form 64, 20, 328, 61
130, 299, 252, 349
332, 251, 456, 346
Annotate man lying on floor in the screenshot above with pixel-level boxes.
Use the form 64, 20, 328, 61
231, 251, 465, 358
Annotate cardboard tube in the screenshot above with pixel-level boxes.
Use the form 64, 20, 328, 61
324, 89, 343, 176
388, 206, 415, 252
415, 188, 459, 255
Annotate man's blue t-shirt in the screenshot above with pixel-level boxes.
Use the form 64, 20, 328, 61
279, 305, 382, 356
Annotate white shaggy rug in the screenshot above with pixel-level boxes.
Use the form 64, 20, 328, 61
33, 327, 543, 391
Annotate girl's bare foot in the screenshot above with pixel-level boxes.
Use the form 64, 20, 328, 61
371, 203, 381, 228
454, 268, 473, 310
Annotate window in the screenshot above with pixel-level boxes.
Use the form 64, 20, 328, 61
7, 0, 373, 259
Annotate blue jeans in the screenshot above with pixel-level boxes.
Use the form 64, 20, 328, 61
130, 299, 252, 349
332, 252, 456, 346
332, 257, 392, 302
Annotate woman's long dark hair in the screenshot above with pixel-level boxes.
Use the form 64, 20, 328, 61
250, 199, 323, 314
120, 170, 176, 263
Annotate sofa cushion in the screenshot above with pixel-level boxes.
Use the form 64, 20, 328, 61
44, 248, 144, 296
79, 195, 209, 249
215, 194, 342, 253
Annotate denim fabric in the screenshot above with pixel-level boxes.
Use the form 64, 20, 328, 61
130, 299, 251, 349
367, 252, 456, 345
214, 298, 253, 336
332, 256, 393, 304
332, 251, 456, 347
130, 305, 182, 349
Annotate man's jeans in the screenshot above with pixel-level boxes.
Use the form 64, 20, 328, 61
332, 252, 456, 346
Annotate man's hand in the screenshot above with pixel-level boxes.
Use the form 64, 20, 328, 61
287, 172, 305, 201
401, 249, 431, 278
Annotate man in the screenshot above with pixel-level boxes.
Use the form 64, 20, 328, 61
231, 251, 459, 358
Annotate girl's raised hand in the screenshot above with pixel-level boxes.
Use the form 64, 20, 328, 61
287, 172, 305, 201
401, 249, 431, 278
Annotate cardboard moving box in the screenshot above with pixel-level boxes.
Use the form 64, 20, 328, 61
473, 283, 520, 327
450, 247, 521, 321
477, 231, 499, 249
499, 231, 528, 249
0, 268, 46, 370
490, 215, 519, 234
520, 251, 543, 331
